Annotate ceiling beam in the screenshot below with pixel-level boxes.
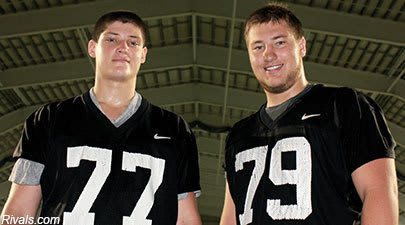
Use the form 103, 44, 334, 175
0, 0, 192, 38
0, 0, 403, 46
0, 105, 39, 135
0, 44, 194, 89
196, 45, 405, 98
0, 181, 11, 199
304, 61, 405, 99
140, 83, 265, 110
195, 0, 405, 46
222, 0, 238, 122
0, 58, 93, 89
1, 44, 404, 99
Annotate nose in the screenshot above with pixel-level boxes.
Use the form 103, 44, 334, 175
116, 41, 129, 54
263, 46, 276, 61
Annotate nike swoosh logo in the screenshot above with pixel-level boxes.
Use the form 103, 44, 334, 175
301, 113, 321, 120
154, 134, 171, 140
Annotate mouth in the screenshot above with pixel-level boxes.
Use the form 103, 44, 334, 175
264, 64, 283, 71
113, 59, 130, 63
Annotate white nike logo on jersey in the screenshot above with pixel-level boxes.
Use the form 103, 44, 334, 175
301, 113, 321, 120
154, 134, 171, 139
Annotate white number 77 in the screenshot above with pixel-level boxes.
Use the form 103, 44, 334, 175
63, 146, 165, 225
235, 137, 312, 225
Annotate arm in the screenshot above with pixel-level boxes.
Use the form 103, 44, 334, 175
177, 192, 201, 225
352, 158, 398, 225
220, 182, 236, 225
1, 183, 42, 223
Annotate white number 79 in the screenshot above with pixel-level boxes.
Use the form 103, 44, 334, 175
235, 137, 312, 225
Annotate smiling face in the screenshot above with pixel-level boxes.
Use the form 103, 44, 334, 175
246, 20, 306, 95
88, 21, 147, 83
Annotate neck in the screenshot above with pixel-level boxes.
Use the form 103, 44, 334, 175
265, 76, 308, 107
93, 76, 136, 108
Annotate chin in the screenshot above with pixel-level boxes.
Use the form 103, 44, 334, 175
266, 85, 289, 94
103, 72, 131, 82
260, 79, 291, 94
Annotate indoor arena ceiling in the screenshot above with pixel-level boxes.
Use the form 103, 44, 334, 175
0, 0, 404, 224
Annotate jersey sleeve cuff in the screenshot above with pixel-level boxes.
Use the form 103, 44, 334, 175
9, 158, 44, 185
177, 190, 201, 200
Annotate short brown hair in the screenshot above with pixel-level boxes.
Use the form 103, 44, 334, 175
92, 10, 148, 46
245, 3, 303, 40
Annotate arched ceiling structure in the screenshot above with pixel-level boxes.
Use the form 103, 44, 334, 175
0, 0, 404, 223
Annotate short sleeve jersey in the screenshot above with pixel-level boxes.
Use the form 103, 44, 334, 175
224, 84, 395, 225
12, 90, 201, 225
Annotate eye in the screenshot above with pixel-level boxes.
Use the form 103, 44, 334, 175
106, 37, 116, 43
128, 41, 140, 47
253, 45, 264, 51
275, 41, 286, 46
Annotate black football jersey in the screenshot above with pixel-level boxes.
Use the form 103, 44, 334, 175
224, 84, 395, 225
13, 91, 200, 225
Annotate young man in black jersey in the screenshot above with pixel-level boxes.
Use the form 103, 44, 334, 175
1, 11, 201, 225
220, 3, 398, 225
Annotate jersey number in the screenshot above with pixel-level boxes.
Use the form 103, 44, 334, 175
235, 137, 312, 225
63, 146, 165, 225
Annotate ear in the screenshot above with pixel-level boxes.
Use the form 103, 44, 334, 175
299, 36, 306, 57
88, 40, 97, 58
141, 46, 148, 64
